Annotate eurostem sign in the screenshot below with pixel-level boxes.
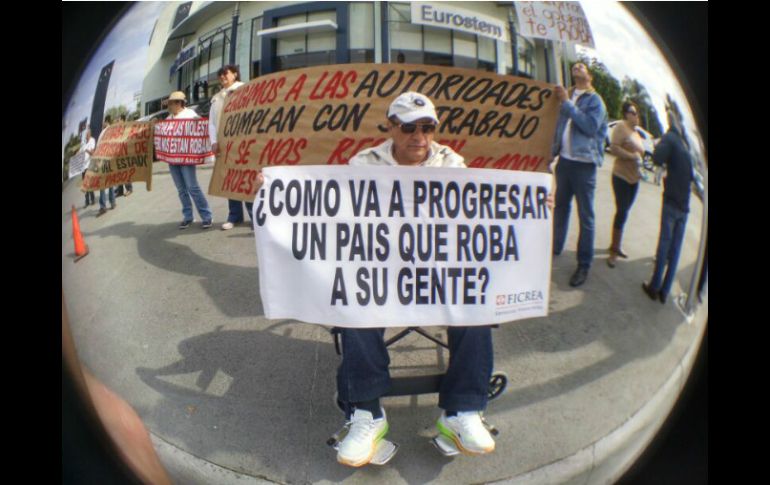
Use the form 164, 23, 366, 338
410, 2, 510, 43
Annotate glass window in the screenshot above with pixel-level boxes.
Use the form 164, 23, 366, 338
350, 50, 374, 63
424, 27, 451, 55
389, 2, 502, 72
251, 17, 263, 78
273, 11, 337, 73
390, 19, 422, 51
453, 31, 476, 59
479, 37, 495, 63
308, 11, 336, 52
506, 36, 535, 78
350, 2, 374, 50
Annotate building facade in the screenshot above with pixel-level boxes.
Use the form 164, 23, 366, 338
142, 1, 578, 116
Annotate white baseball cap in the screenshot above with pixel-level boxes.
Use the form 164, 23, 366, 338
387, 92, 439, 124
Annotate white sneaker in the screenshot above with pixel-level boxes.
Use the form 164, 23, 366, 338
221, 222, 235, 230
437, 411, 495, 455
337, 408, 389, 467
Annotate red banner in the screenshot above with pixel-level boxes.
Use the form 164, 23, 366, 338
154, 119, 214, 165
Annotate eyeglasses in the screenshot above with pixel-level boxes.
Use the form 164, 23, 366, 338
626, 110, 638, 115
395, 122, 437, 134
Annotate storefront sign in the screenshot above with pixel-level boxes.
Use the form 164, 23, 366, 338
411, 2, 509, 43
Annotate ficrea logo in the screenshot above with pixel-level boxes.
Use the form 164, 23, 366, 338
496, 291, 545, 306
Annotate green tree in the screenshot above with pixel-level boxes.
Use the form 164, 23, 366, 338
621, 77, 660, 135
576, 55, 623, 120
664, 94, 684, 127
105, 105, 130, 123
647, 106, 664, 138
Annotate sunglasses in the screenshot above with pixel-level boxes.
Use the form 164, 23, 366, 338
626, 110, 638, 115
395, 122, 437, 134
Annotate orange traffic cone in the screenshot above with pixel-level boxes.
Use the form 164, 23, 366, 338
71, 205, 89, 262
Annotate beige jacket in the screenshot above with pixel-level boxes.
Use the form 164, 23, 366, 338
349, 139, 466, 168
609, 121, 644, 184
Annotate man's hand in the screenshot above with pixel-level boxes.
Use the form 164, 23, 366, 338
547, 192, 555, 211
554, 85, 568, 103
256, 170, 264, 189
212, 143, 219, 155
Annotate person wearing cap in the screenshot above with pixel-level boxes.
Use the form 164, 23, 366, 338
208, 65, 250, 231
166, 91, 213, 230
333, 92, 493, 467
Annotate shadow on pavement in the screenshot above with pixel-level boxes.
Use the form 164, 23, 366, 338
83, 221, 264, 318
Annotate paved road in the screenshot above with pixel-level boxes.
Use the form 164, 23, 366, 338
62, 155, 707, 484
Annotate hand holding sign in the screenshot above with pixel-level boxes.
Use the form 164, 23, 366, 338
253, 165, 553, 328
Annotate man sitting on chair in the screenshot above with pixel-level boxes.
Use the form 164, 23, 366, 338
333, 92, 497, 467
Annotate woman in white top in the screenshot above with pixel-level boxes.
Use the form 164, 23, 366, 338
209, 65, 248, 231
81, 128, 96, 208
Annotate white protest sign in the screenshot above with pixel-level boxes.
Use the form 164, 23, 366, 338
253, 165, 553, 328
514, 1, 595, 48
69, 151, 88, 178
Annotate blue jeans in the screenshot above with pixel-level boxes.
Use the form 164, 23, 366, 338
649, 202, 688, 298
553, 158, 597, 268
168, 164, 212, 223
226, 199, 255, 224
99, 187, 115, 209
611, 176, 639, 231
337, 326, 493, 413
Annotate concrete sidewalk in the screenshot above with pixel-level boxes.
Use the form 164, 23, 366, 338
62, 156, 707, 484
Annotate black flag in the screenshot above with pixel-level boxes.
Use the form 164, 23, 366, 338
90, 60, 114, 139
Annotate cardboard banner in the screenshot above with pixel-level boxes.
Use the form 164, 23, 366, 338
69, 151, 88, 178
514, 1, 595, 48
210, 63, 560, 202
81, 122, 154, 192
254, 165, 553, 328
154, 119, 215, 165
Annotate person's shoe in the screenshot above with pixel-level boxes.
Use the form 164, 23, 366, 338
221, 222, 235, 231
617, 249, 628, 259
337, 409, 389, 467
110, 203, 116, 210
642, 282, 659, 301
125, 190, 132, 197
179, 220, 193, 230
658, 291, 667, 304
437, 412, 495, 455
607, 252, 617, 268
201, 220, 212, 230
569, 267, 589, 287
97, 208, 107, 217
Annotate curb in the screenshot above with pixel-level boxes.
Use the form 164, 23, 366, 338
501, 298, 707, 485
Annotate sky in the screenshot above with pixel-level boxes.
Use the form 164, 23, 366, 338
61, 1, 165, 158
61, 1, 707, 167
